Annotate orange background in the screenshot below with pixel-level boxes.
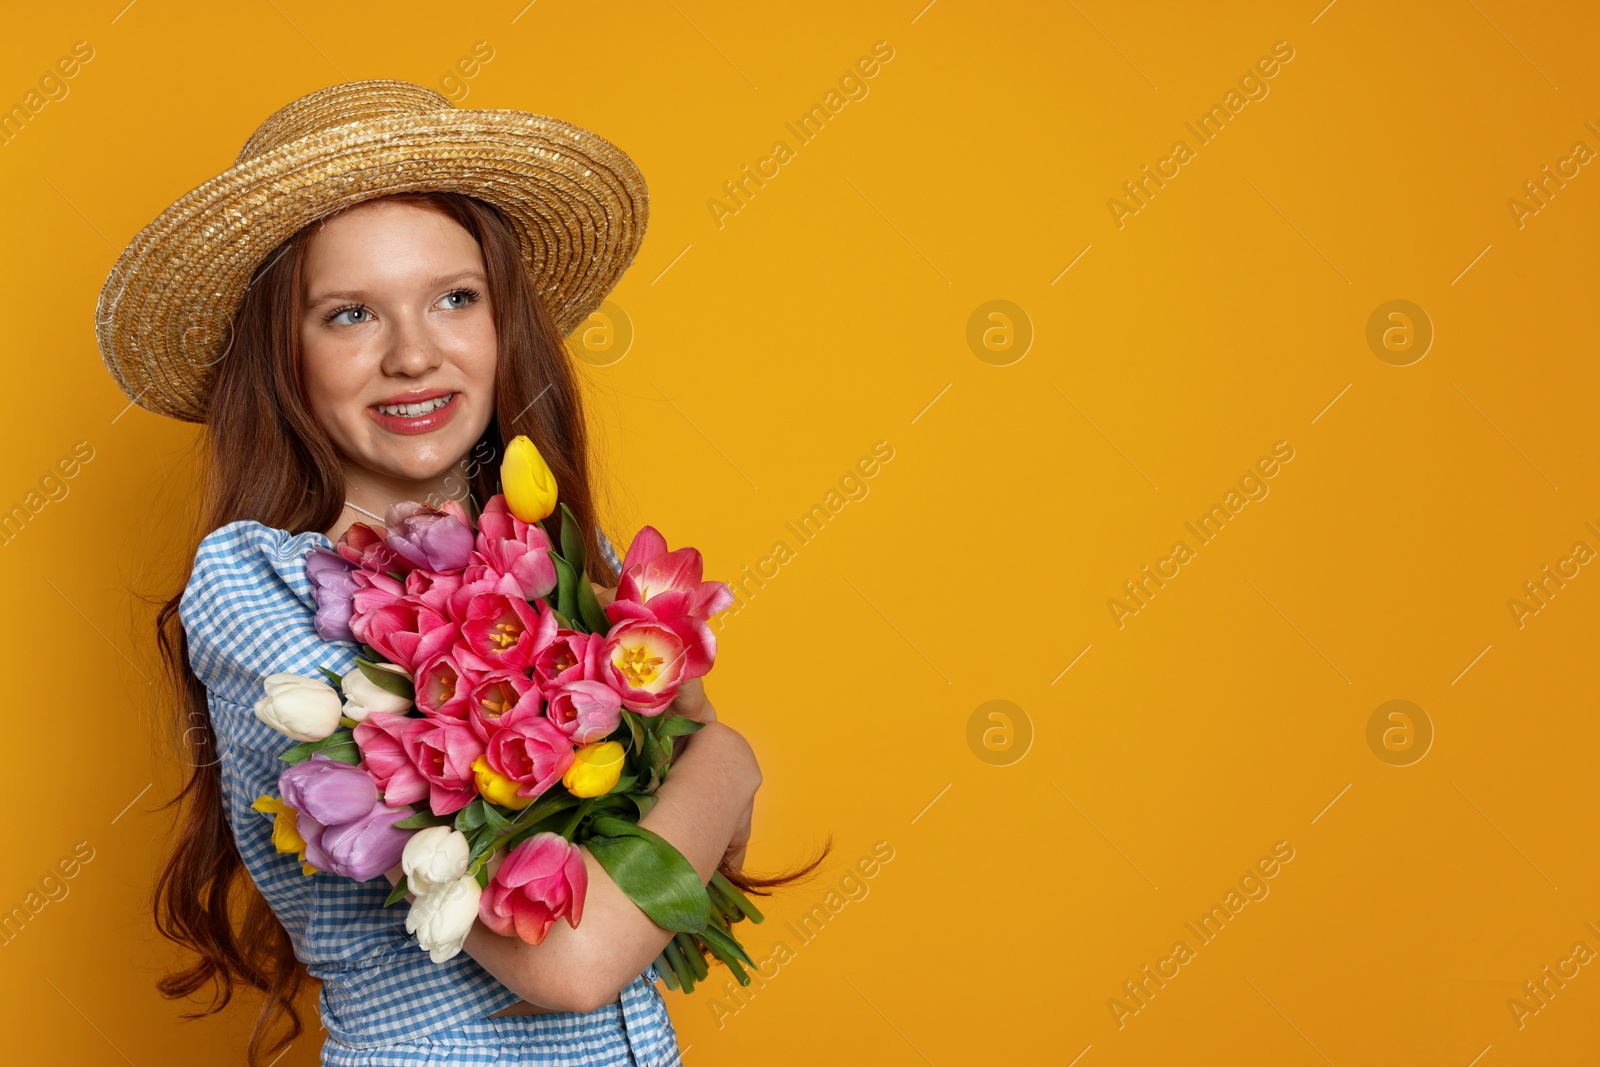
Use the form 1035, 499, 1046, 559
2, 1, 1597, 1063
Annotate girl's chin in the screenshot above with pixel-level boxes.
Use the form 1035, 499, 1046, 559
353, 441, 480, 488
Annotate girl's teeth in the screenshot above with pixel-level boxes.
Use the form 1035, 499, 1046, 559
377, 394, 453, 417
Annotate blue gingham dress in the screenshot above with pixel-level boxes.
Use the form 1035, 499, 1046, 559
180, 520, 681, 1066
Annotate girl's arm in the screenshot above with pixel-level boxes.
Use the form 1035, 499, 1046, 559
458, 720, 760, 1012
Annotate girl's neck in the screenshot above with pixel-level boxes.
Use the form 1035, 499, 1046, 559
328, 459, 470, 542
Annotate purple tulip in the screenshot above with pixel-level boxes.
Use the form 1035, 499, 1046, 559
279, 756, 413, 881
307, 549, 360, 643
384, 501, 475, 574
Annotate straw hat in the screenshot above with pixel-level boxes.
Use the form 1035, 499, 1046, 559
95, 79, 649, 423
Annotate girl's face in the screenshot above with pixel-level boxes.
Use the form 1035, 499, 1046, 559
299, 199, 498, 490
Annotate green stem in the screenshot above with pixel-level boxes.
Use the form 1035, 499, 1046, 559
711, 871, 764, 924
469, 794, 579, 875
706, 877, 744, 922
676, 932, 710, 981
559, 797, 595, 841
725, 956, 751, 987
652, 951, 679, 991
661, 938, 695, 993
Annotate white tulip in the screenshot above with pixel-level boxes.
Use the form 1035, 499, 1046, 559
254, 673, 343, 742
406, 874, 482, 963
401, 826, 471, 894
341, 663, 414, 721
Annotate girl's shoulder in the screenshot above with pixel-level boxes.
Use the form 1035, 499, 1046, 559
180, 519, 351, 709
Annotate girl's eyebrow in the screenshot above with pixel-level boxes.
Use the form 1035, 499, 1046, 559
305, 268, 487, 307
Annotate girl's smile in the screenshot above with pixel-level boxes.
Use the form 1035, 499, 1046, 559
369, 388, 460, 435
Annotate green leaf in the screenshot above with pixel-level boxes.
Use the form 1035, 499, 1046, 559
583, 815, 710, 932
468, 824, 500, 867
696, 921, 756, 969
607, 773, 637, 795
454, 799, 487, 832
622, 709, 646, 757
317, 665, 346, 690
659, 714, 704, 739
624, 791, 658, 819
558, 502, 587, 576
498, 792, 584, 851
481, 803, 514, 836
383, 875, 410, 907
279, 729, 359, 765
356, 658, 415, 698
393, 809, 453, 830
551, 553, 579, 626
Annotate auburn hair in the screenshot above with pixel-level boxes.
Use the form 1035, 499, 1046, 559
151, 191, 826, 1066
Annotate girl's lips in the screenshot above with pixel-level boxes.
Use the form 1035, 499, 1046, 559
368, 392, 461, 436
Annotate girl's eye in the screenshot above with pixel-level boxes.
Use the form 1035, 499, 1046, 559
439, 287, 481, 310
326, 304, 370, 326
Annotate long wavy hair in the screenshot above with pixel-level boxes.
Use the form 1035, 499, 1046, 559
151, 191, 826, 1066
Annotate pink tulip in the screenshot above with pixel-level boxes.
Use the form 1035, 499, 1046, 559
475, 495, 559, 601
462, 593, 541, 672
610, 525, 734, 624
602, 617, 694, 715
546, 680, 623, 743
353, 712, 429, 808
532, 627, 607, 697
406, 567, 465, 617
466, 670, 543, 742
364, 600, 455, 673
446, 561, 525, 624
605, 600, 718, 681
479, 832, 587, 944
487, 714, 574, 800
348, 571, 405, 645
401, 717, 485, 815
414, 645, 489, 720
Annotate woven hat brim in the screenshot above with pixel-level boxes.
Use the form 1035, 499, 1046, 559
95, 109, 648, 423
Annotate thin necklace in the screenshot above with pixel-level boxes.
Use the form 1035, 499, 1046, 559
344, 500, 387, 524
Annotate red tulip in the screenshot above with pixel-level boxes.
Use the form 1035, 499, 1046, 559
336, 522, 414, 574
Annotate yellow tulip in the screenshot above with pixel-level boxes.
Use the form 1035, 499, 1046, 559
472, 755, 534, 810
563, 741, 626, 798
501, 435, 559, 522
252, 795, 317, 876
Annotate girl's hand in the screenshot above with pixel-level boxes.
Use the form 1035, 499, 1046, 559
723, 792, 754, 870
667, 677, 717, 724
590, 581, 616, 608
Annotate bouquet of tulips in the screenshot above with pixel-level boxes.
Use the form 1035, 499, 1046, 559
248, 435, 764, 991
